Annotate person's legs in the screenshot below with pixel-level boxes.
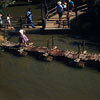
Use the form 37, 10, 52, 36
27, 20, 30, 28
59, 12, 62, 21
30, 20, 35, 28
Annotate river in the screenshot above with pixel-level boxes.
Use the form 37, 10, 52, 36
0, 3, 100, 100
0, 33, 100, 100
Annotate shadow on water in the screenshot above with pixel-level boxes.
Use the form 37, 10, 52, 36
70, 41, 100, 51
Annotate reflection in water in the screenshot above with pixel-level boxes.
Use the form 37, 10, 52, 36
0, 34, 100, 100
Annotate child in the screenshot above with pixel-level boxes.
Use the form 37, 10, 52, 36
0, 13, 3, 25
7, 14, 12, 26
19, 29, 29, 46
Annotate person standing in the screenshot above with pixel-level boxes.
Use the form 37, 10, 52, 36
7, 14, 12, 26
26, 8, 35, 28
69, 0, 75, 15
57, 1, 63, 21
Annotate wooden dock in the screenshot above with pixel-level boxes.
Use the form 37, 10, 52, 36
0, 4, 88, 32
45, 4, 88, 31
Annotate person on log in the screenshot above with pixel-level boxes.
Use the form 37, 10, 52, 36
26, 8, 35, 28
57, 1, 64, 21
69, 0, 75, 15
19, 29, 29, 46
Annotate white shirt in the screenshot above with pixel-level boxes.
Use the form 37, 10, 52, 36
7, 16, 10, 23
19, 29, 24, 35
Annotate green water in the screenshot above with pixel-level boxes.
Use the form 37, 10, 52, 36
0, 34, 100, 100
2, 3, 41, 21
0, 3, 100, 100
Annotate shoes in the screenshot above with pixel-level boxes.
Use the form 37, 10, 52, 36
32, 26, 36, 28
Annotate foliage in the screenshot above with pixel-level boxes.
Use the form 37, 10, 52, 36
0, 0, 16, 13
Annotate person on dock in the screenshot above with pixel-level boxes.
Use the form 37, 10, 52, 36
57, 1, 63, 21
19, 29, 29, 46
69, 0, 75, 15
0, 13, 3, 26
7, 14, 12, 27
62, 2, 67, 11
26, 8, 35, 28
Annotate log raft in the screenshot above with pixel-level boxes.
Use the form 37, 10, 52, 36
0, 39, 100, 68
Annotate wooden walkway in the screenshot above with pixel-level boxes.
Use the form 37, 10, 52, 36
0, 4, 88, 32
45, 4, 88, 30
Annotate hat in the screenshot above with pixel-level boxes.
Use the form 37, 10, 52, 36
57, 1, 62, 5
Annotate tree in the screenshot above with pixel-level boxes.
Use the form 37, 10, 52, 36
0, 0, 16, 13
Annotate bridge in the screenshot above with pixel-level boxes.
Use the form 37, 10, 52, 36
41, 0, 88, 31
0, 0, 88, 32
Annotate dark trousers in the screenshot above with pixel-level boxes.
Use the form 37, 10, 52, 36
58, 12, 63, 21
27, 19, 35, 28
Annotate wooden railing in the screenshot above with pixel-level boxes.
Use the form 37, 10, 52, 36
46, 6, 57, 19
0, 16, 42, 29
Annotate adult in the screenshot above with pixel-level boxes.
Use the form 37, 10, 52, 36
63, 2, 67, 11
57, 1, 63, 21
69, 0, 75, 15
26, 8, 35, 28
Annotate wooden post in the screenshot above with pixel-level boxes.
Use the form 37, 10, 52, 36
20, 16, 23, 28
58, 21, 61, 28
42, 18, 46, 29
41, 0, 44, 20
47, 39, 50, 48
4, 24, 6, 39
52, 36, 54, 49
67, 0, 70, 28
63, 21, 64, 28
83, 40, 85, 52
78, 45, 81, 54
44, 0, 48, 19
74, 1, 78, 18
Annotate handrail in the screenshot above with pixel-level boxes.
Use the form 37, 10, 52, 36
48, 10, 57, 17
48, 7, 57, 13
46, 6, 57, 18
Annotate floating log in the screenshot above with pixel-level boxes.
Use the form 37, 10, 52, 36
0, 39, 100, 68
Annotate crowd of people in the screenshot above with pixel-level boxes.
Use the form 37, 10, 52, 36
57, 0, 75, 21
0, 8, 36, 46
0, 1, 75, 46
0, 8, 35, 29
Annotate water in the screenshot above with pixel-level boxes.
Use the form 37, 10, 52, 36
0, 33, 100, 100
0, 3, 100, 100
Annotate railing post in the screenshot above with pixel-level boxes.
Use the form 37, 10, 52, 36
82, 40, 85, 52
78, 45, 81, 54
44, 0, 48, 19
75, 1, 78, 18
47, 39, 50, 48
63, 21, 65, 28
20, 16, 23, 28
67, 0, 70, 28
4, 24, 6, 40
42, 18, 46, 29
41, 0, 44, 20
52, 36, 54, 49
